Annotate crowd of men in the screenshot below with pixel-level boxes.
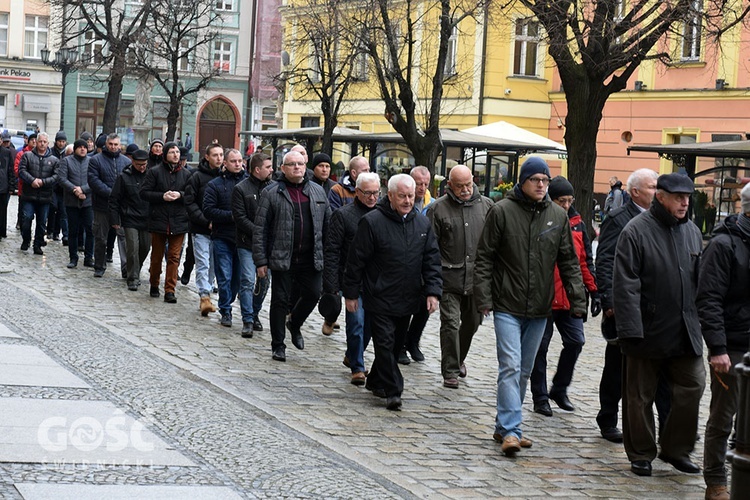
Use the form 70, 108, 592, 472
1, 129, 746, 499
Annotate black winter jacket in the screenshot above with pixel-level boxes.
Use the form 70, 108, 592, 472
231, 174, 270, 250
323, 197, 375, 294
184, 159, 220, 234
88, 150, 130, 211
139, 161, 191, 235
57, 154, 92, 208
253, 177, 330, 271
613, 199, 703, 358
204, 169, 248, 244
697, 214, 750, 356
0, 146, 13, 194
342, 197, 442, 316
18, 148, 59, 203
109, 164, 150, 230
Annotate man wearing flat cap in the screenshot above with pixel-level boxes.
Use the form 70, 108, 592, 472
613, 172, 705, 477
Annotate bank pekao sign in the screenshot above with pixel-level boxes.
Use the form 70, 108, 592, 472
0, 68, 32, 81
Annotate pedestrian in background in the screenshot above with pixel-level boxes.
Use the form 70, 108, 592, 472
57, 139, 93, 268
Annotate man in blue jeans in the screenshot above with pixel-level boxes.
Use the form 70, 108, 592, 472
323, 172, 380, 385
473, 157, 585, 457
18, 132, 59, 255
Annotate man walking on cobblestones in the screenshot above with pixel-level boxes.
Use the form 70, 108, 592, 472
473, 157, 585, 457
425, 165, 493, 389
18, 132, 59, 255
57, 139, 93, 268
343, 174, 441, 411
254, 150, 330, 361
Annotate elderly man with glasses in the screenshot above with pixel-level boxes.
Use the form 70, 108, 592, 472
474, 157, 586, 457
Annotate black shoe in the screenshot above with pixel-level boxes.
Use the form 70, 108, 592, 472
150, 286, 160, 298
78, 246, 84, 253
52, 235, 60, 241
658, 453, 700, 474
386, 396, 402, 411
272, 348, 286, 361
127, 282, 138, 291
550, 392, 575, 411
366, 386, 386, 398
252, 318, 263, 331
533, 401, 553, 417
62, 238, 68, 246
40, 240, 47, 247
241, 322, 253, 338
630, 460, 652, 476
407, 345, 424, 362
93, 269, 104, 278
601, 427, 623, 443
32, 246, 43, 255
20, 241, 29, 251
220, 313, 232, 327
67, 261, 78, 269
286, 320, 304, 350
106, 253, 113, 263
398, 349, 411, 365
164, 292, 177, 303
180, 273, 190, 286
121, 269, 127, 279
83, 258, 95, 267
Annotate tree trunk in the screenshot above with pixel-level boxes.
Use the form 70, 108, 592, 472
321, 112, 337, 157
166, 99, 180, 142
102, 50, 126, 134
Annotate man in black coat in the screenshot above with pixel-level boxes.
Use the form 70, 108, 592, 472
57, 140, 93, 267
231, 152, 273, 334
17, 132, 59, 254
0, 132, 14, 240
697, 184, 750, 500
342, 174, 442, 411
613, 172, 705, 477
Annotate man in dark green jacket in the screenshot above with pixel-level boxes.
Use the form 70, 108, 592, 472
474, 156, 585, 457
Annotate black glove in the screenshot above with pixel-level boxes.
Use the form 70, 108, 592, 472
590, 292, 602, 317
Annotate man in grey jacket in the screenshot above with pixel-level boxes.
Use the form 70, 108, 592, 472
57, 139, 93, 268
426, 165, 493, 389
254, 150, 330, 362
614, 172, 705, 477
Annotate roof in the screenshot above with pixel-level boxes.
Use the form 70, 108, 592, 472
462, 121, 566, 151
628, 139, 750, 159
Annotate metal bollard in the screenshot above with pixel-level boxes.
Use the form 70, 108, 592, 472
730, 352, 750, 499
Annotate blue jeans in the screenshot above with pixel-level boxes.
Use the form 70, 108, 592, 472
21, 200, 49, 248
236, 247, 259, 324
212, 238, 241, 317
493, 312, 547, 439
345, 296, 370, 373
193, 233, 215, 296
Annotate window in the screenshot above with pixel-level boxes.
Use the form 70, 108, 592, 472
682, 0, 702, 61
213, 40, 233, 73
83, 30, 106, 65
178, 38, 192, 72
215, 0, 234, 10
381, 26, 400, 77
24, 15, 48, 59
301, 116, 320, 128
513, 19, 540, 77
308, 36, 321, 83
352, 51, 368, 81
124, 0, 144, 17
0, 13, 8, 57
261, 106, 277, 122
444, 26, 458, 77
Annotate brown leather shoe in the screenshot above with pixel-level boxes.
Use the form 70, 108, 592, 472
705, 485, 729, 500
322, 321, 335, 336
443, 378, 459, 389
342, 356, 350, 368
351, 372, 366, 386
493, 433, 532, 448
501, 435, 521, 456
459, 363, 467, 378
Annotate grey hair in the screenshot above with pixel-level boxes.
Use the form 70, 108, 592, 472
410, 166, 430, 179
388, 173, 416, 193
107, 133, 119, 141
356, 172, 380, 188
626, 169, 658, 192
37, 132, 49, 141
283, 150, 304, 164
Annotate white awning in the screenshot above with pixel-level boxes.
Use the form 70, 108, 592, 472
23, 94, 52, 113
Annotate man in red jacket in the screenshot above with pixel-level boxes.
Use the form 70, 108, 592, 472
530, 176, 601, 416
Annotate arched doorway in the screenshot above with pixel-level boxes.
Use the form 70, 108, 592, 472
198, 97, 239, 155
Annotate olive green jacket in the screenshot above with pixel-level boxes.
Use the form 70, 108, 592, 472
473, 185, 586, 318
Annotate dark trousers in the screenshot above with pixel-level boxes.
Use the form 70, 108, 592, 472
704, 350, 745, 486
66, 206, 93, 263
439, 292, 482, 379
403, 299, 429, 350
366, 311, 411, 398
20, 200, 49, 248
47, 191, 68, 239
269, 264, 322, 350
124, 227, 151, 284
622, 354, 705, 462
531, 310, 585, 403
149, 232, 185, 294
597, 315, 672, 431
0, 192, 8, 238
181, 232, 195, 279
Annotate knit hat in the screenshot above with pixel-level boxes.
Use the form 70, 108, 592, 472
125, 143, 140, 155
518, 156, 550, 185
162, 141, 179, 160
80, 131, 94, 142
548, 176, 574, 200
0, 131, 10, 141
741, 183, 750, 214
28, 133, 37, 141
55, 131, 67, 142
150, 138, 164, 147
73, 139, 88, 150
179, 147, 189, 161
312, 153, 331, 168
95, 133, 107, 149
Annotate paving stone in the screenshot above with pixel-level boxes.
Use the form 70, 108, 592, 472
15, 483, 244, 499
0, 346, 89, 388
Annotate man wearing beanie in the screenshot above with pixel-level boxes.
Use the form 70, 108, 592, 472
474, 156, 585, 457
530, 176, 600, 417
614, 172, 704, 477
311, 153, 335, 194
79, 132, 95, 155
696, 183, 750, 500
57, 139, 94, 268
148, 139, 164, 169
48, 131, 69, 244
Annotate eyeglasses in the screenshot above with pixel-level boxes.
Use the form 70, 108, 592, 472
527, 176, 550, 185
357, 189, 379, 197
283, 161, 306, 167
556, 196, 575, 205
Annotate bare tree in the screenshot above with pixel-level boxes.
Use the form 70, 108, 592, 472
131, 0, 222, 142
52, 0, 152, 134
519, 0, 748, 222
279, 0, 364, 156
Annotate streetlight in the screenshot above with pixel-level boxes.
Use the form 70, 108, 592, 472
40, 46, 79, 133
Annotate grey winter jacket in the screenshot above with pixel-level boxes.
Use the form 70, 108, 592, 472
253, 177, 330, 271
57, 154, 92, 208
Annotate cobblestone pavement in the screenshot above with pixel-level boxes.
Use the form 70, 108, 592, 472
0, 196, 714, 498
